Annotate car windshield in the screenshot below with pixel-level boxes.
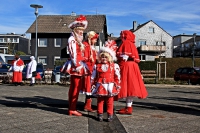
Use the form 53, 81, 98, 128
55, 66, 61, 71
194, 67, 200, 73
37, 64, 43, 69
1, 64, 11, 69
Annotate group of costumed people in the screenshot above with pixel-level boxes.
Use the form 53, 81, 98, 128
61, 15, 148, 122
8, 55, 40, 86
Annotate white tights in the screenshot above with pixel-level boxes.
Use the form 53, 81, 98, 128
126, 97, 133, 107
31, 77, 35, 84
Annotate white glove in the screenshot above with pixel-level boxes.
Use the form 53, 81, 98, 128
75, 65, 83, 72
120, 54, 129, 61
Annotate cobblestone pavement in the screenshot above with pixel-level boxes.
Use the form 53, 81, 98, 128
0, 84, 199, 133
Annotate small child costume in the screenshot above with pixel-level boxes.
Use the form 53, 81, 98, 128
91, 40, 120, 122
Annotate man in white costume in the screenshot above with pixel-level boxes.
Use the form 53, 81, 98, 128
26, 56, 37, 86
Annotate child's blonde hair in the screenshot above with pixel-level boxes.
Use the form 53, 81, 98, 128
98, 52, 113, 63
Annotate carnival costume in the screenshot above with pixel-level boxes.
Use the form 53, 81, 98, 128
9, 56, 24, 85
81, 31, 99, 112
116, 30, 148, 115
62, 15, 89, 116
91, 40, 120, 122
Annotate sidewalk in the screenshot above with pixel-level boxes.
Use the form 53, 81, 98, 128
0, 84, 199, 133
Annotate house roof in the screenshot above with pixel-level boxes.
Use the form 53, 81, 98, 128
182, 36, 200, 44
26, 15, 107, 33
130, 20, 172, 37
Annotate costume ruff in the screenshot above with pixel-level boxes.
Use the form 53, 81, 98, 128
91, 63, 120, 97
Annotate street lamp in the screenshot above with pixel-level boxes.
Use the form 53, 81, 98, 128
192, 33, 196, 67
30, 4, 43, 62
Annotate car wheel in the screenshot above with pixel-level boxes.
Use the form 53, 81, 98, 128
198, 79, 200, 85
174, 77, 179, 81
191, 82, 197, 85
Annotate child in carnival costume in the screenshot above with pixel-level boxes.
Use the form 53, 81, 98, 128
91, 40, 121, 122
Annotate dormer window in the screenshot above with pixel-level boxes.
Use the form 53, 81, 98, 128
149, 27, 154, 33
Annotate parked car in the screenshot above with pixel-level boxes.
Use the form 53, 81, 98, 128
51, 66, 70, 83
0, 64, 12, 83
0, 64, 12, 73
22, 63, 45, 80
174, 67, 200, 85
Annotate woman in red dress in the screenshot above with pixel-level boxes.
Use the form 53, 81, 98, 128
116, 30, 148, 115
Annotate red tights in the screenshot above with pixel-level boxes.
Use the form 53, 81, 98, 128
97, 96, 113, 115
68, 75, 82, 111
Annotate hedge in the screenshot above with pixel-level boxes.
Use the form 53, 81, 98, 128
56, 57, 200, 78
139, 58, 200, 78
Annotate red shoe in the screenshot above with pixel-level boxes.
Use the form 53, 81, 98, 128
68, 110, 82, 116
84, 99, 96, 112
117, 107, 132, 115
116, 107, 127, 111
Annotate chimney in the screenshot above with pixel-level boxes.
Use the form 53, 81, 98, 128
133, 21, 138, 30
71, 11, 76, 16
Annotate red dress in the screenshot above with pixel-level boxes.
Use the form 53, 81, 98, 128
91, 63, 120, 96
81, 41, 97, 95
10, 58, 24, 83
116, 30, 148, 99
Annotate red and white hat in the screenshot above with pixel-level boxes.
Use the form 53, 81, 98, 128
68, 15, 88, 30
87, 31, 99, 40
99, 40, 118, 61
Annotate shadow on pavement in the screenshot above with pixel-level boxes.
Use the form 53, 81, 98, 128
0, 96, 84, 115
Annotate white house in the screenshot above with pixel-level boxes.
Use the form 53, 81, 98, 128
130, 20, 173, 61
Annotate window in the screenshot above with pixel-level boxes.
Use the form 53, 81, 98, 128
38, 56, 47, 65
149, 27, 154, 33
156, 41, 166, 46
3, 38, 7, 42
54, 56, 60, 65
13, 38, 18, 43
54, 38, 61, 47
38, 38, 47, 47
139, 54, 146, 61
0, 38, 19, 43
0, 38, 3, 43
139, 40, 146, 46
182, 68, 188, 74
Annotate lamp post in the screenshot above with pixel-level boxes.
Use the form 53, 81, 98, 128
30, 4, 43, 62
192, 33, 196, 67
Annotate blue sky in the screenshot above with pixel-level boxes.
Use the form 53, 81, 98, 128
0, 0, 200, 38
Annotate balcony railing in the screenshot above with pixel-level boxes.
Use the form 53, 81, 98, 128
139, 45, 166, 52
